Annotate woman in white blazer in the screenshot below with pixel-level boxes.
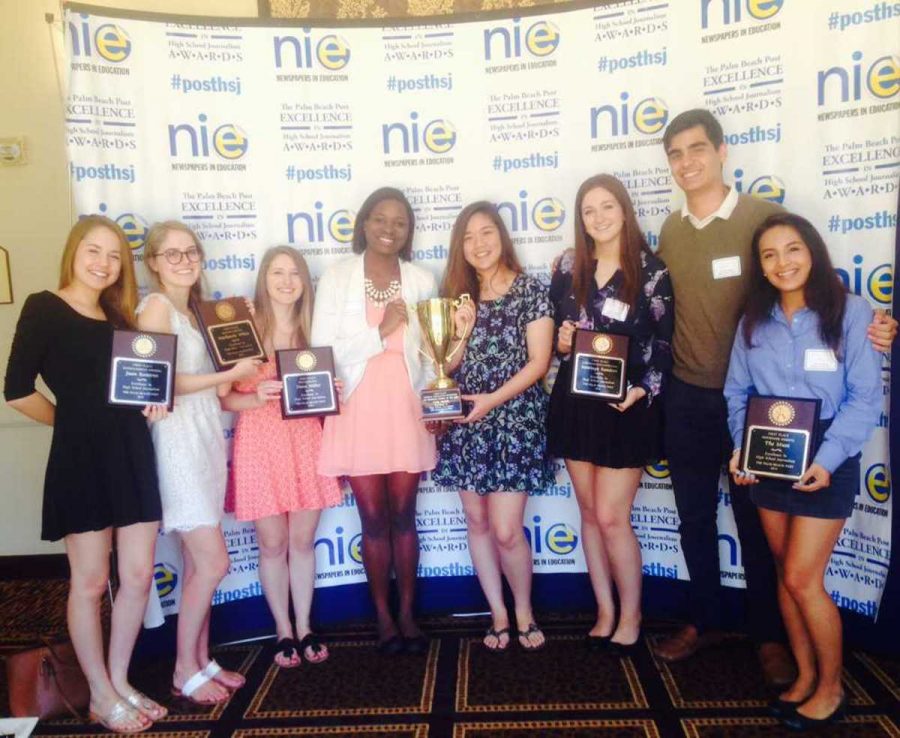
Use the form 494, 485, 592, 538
312, 187, 437, 655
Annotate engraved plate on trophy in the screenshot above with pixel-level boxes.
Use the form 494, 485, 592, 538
742, 396, 821, 481
275, 347, 339, 419
108, 330, 177, 410
193, 297, 265, 371
569, 329, 630, 403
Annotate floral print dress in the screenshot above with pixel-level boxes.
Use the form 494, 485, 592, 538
433, 273, 556, 494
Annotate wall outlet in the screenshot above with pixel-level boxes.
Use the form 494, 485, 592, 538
0, 137, 26, 166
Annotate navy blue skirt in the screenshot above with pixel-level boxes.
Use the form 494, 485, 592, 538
750, 449, 859, 520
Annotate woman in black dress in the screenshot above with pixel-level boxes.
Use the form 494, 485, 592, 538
5, 215, 167, 733
547, 175, 673, 653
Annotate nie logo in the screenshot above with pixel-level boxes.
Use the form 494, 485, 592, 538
382, 112, 456, 155
645, 460, 670, 479
497, 190, 566, 233
82, 204, 148, 251
286, 203, 355, 245
314, 527, 363, 567
154, 563, 178, 598
168, 114, 249, 160
273, 31, 351, 70
523, 516, 579, 555
817, 51, 900, 106
590, 94, 669, 139
733, 169, 786, 204
835, 255, 892, 306
700, 0, 784, 29
865, 463, 891, 504
69, 14, 132, 63
483, 18, 560, 61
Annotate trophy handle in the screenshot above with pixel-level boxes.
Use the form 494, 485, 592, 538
445, 293, 473, 364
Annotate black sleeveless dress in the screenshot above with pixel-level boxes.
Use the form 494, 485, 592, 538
4, 291, 161, 540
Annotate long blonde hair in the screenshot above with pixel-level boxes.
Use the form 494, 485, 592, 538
59, 215, 138, 328
253, 246, 314, 350
144, 220, 207, 307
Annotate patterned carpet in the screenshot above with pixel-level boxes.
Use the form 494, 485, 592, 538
2, 579, 900, 737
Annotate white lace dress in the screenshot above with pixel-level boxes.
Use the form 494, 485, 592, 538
137, 293, 227, 532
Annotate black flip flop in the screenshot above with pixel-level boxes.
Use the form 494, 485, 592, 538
274, 637, 300, 668
517, 623, 546, 651
483, 627, 511, 652
298, 633, 329, 664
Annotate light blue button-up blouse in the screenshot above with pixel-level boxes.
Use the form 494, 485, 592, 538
724, 294, 882, 473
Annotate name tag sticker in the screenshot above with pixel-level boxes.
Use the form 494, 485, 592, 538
804, 349, 838, 372
601, 298, 630, 322
712, 256, 742, 280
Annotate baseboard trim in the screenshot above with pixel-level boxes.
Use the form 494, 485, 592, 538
0, 553, 69, 579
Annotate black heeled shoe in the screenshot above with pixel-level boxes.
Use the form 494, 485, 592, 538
585, 634, 611, 653
781, 693, 847, 731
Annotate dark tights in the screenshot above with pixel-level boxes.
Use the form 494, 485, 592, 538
349, 472, 422, 640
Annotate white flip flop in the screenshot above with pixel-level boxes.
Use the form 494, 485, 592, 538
202, 659, 246, 689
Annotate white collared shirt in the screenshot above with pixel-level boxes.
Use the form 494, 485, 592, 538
681, 185, 739, 230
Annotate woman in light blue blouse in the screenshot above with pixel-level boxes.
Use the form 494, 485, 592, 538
724, 212, 881, 731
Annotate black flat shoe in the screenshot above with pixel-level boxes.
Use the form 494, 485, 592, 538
403, 634, 429, 655
608, 637, 641, 657
768, 696, 805, 719
376, 635, 404, 655
781, 693, 847, 731
585, 634, 610, 653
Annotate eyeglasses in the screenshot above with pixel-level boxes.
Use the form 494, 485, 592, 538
154, 247, 202, 265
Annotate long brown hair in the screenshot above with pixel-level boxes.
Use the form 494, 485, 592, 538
742, 213, 847, 355
59, 215, 137, 328
441, 201, 522, 301
144, 220, 206, 307
572, 174, 651, 313
253, 246, 314, 351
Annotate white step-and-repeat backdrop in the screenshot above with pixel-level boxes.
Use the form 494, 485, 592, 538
63, 0, 898, 620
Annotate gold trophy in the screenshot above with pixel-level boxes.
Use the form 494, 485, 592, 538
416, 294, 472, 420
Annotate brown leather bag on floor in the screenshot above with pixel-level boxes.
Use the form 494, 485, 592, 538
6, 638, 89, 720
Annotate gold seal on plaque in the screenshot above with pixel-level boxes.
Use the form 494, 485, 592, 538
131, 335, 157, 358
768, 401, 795, 427
215, 301, 236, 321
295, 351, 317, 371
592, 335, 612, 354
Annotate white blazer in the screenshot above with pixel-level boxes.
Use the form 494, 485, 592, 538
311, 253, 438, 400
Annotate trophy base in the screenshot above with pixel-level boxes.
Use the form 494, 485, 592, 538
421, 387, 465, 420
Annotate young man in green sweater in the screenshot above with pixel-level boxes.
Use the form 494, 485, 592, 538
653, 109, 896, 687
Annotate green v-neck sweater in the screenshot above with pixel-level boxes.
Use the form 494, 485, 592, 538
657, 194, 783, 389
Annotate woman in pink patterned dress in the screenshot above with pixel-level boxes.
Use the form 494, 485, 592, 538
220, 246, 342, 668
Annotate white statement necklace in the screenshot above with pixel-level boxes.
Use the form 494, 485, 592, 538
364, 277, 401, 307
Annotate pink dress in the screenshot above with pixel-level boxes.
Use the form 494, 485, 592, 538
227, 359, 341, 521
318, 301, 436, 476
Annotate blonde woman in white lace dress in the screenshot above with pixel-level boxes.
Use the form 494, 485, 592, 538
137, 221, 258, 706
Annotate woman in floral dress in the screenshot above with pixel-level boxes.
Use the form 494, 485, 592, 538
433, 201, 555, 652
